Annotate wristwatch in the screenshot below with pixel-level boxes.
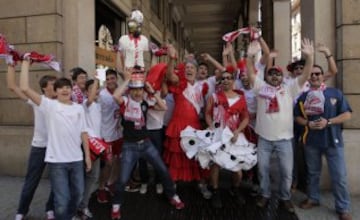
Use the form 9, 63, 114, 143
327, 119, 332, 126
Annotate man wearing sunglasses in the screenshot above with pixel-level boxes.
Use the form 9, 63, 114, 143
285, 43, 338, 194
245, 38, 314, 213
294, 65, 352, 220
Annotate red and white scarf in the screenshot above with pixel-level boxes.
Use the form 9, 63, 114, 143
123, 97, 145, 129
258, 84, 281, 113
72, 85, 84, 104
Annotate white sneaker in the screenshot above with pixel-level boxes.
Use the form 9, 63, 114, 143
82, 207, 93, 219
15, 214, 24, 220
46, 210, 55, 220
156, 183, 163, 194
139, 183, 148, 194
199, 183, 212, 199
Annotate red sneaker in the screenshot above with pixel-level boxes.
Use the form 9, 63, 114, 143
97, 189, 109, 203
170, 195, 185, 210
111, 207, 121, 220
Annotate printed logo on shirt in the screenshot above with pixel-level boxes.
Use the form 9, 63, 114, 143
330, 98, 337, 106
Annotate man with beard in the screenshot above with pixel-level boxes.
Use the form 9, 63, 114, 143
246, 38, 314, 213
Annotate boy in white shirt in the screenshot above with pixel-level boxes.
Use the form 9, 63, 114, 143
19, 58, 91, 220
7, 64, 57, 220
77, 77, 105, 219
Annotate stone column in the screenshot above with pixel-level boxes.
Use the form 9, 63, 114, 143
0, 0, 64, 176
335, 0, 360, 195
302, 0, 360, 195
301, 0, 337, 191
273, 0, 291, 69
63, 0, 95, 76
301, 0, 336, 85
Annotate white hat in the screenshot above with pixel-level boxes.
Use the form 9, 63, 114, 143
130, 10, 144, 24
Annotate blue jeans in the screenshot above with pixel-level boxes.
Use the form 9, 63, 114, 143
304, 145, 351, 213
257, 137, 293, 200
113, 139, 176, 205
17, 147, 54, 215
139, 129, 164, 184
48, 161, 84, 220
80, 158, 100, 209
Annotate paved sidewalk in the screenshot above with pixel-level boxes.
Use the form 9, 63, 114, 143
0, 175, 359, 220
292, 189, 360, 220
0, 176, 51, 220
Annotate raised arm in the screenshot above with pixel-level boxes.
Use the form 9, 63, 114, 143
86, 77, 99, 107
166, 44, 179, 84
246, 41, 262, 87
6, 65, 28, 101
205, 95, 215, 129
221, 42, 237, 69
19, 59, 42, 105
112, 68, 131, 105
317, 43, 337, 80
201, 53, 225, 71
297, 38, 314, 87
145, 81, 167, 111
257, 37, 271, 66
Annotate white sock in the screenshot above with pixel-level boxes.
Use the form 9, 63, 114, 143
112, 204, 120, 211
15, 214, 24, 220
46, 210, 55, 218
172, 194, 180, 202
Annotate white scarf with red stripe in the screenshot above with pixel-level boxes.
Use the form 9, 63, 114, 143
304, 83, 326, 115
258, 84, 281, 113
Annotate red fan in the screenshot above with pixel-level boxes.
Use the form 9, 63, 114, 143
146, 63, 167, 91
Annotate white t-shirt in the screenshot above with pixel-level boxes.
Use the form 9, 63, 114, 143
39, 97, 87, 163
146, 95, 166, 130
99, 88, 122, 142
83, 100, 102, 138
253, 77, 301, 141
118, 35, 149, 68
28, 96, 47, 148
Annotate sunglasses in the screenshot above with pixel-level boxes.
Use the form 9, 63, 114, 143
221, 76, 233, 81
311, 72, 322, 77
267, 71, 283, 77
